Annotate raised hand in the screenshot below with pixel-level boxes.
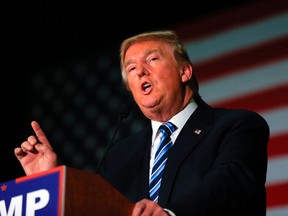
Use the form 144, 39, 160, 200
14, 120, 58, 175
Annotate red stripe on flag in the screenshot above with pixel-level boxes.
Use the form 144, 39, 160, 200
268, 133, 288, 158
195, 36, 288, 83
210, 83, 288, 113
266, 181, 288, 207
173, 0, 288, 42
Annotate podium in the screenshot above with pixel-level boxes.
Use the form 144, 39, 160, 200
0, 165, 134, 216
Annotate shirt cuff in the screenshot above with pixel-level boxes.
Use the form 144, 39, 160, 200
164, 208, 176, 216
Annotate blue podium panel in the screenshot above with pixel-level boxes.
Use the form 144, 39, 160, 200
0, 166, 65, 216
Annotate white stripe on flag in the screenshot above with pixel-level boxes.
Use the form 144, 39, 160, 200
261, 107, 288, 136
185, 12, 288, 63
267, 206, 288, 216
199, 60, 288, 104
267, 156, 288, 185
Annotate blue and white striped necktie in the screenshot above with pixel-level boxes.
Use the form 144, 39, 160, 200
149, 122, 177, 203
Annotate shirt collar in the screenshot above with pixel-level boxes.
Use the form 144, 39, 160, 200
151, 98, 198, 141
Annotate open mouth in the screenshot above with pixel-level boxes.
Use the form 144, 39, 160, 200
141, 82, 152, 93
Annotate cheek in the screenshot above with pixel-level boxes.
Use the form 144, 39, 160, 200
127, 77, 138, 92
162, 73, 181, 88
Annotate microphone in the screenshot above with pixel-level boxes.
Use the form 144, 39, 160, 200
95, 101, 132, 173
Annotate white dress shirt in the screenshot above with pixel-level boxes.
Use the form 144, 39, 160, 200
149, 99, 198, 215
149, 98, 198, 178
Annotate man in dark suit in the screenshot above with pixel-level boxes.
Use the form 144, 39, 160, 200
15, 30, 269, 216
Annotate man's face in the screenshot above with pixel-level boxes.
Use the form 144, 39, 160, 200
123, 40, 190, 121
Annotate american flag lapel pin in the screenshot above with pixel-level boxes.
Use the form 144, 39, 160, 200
194, 129, 202, 135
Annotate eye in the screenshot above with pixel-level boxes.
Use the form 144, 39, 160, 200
127, 65, 136, 73
147, 56, 159, 64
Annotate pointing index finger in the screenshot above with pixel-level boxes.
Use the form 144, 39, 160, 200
31, 120, 50, 145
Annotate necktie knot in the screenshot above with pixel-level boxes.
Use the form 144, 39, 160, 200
159, 122, 177, 137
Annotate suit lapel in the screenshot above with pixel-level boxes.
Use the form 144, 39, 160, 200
158, 98, 214, 205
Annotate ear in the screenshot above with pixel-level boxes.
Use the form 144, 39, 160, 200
181, 64, 193, 83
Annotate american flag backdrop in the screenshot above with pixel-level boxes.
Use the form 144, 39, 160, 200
172, 0, 288, 215
1, 0, 286, 213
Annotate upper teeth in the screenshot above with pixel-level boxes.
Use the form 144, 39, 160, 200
143, 83, 150, 90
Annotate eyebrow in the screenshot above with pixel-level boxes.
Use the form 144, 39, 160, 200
124, 49, 160, 67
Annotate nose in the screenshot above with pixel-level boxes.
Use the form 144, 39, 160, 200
136, 65, 148, 77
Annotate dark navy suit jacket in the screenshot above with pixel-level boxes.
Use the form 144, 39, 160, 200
99, 98, 269, 216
